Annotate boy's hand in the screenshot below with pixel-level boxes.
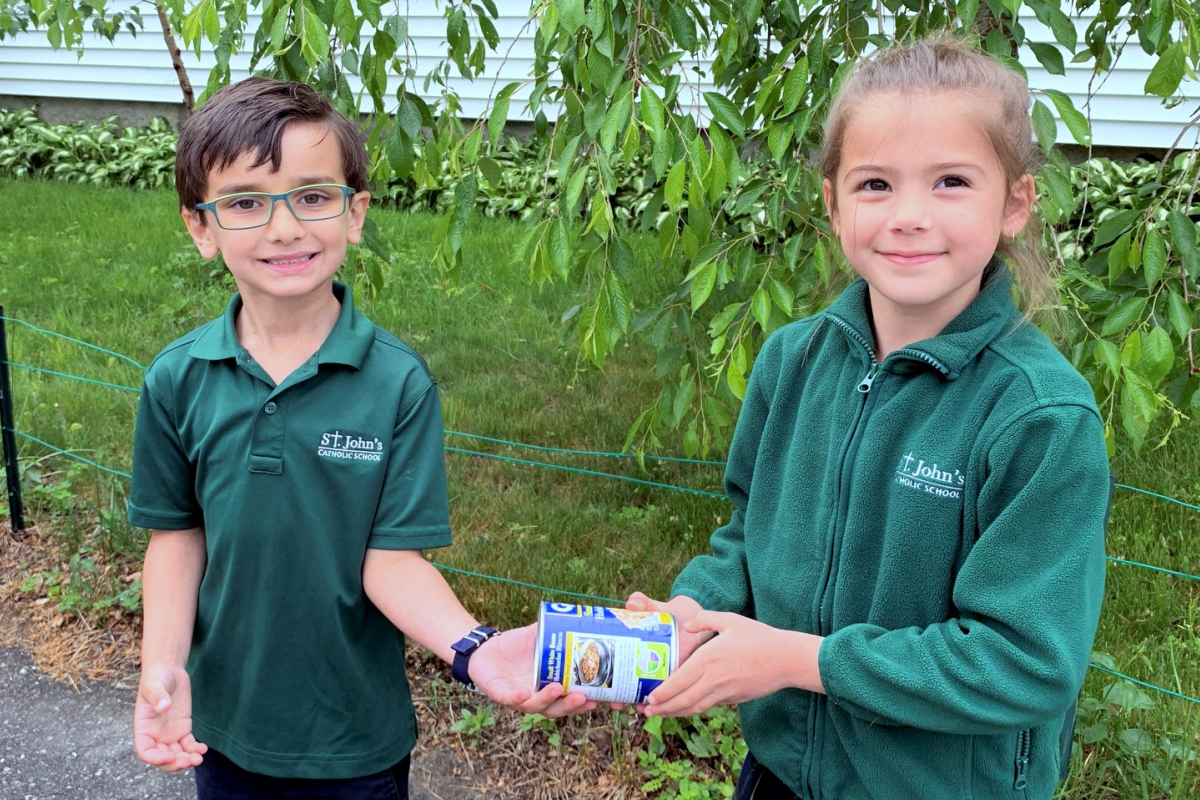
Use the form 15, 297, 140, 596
642, 611, 824, 718
134, 663, 207, 771
469, 624, 597, 718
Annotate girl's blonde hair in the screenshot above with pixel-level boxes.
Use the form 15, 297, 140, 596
818, 34, 1055, 316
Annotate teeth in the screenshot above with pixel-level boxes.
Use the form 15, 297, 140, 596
265, 255, 311, 265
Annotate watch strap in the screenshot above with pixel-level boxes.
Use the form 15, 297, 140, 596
451, 625, 499, 691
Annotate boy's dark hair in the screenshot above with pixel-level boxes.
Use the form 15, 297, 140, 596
175, 78, 369, 213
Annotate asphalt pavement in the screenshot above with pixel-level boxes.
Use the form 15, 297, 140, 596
0, 645, 470, 799
0, 645, 195, 800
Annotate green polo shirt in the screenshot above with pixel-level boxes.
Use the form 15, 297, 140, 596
128, 281, 451, 779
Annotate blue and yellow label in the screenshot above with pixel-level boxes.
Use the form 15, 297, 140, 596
535, 601, 678, 703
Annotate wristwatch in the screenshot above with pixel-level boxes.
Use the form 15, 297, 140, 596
450, 625, 500, 691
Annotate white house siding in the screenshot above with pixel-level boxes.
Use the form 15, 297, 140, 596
0, 3, 1196, 149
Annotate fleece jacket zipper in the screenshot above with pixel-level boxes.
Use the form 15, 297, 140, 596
804, 315, 882, 800
805, 315, 953, 799
1014, 729, 1031, 790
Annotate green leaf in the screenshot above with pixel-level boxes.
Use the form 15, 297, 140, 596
668, 4, 697, 51
1094, 210, 1138, 248
1108, 232, 1131, 282
1031, 100, 1057, 155
547, 217, 571, 278
703, 92, 746, 139
1145, 42, 1186, 98
690, 261, 716, 311
1168, 208, 1199, 276
270, 8, 290, 53
1029, 42, 1065, 76
478, 14, 499, 49
957, 0, 979, 28
1031, 1, 1077, 49
477, 156, 502, 186
672, 378, 695, 424
1041, 89, 1090, 146
301, 3, 329, 64
664, 159, 686, 210
640, 89, 665, 140
488, 96, 510, 147
780, 56, 809, 116
1140, 326, 1174, 385
1121, 330, 1141, 368
1142, 228, 1167, 288
600, 86, 633, 152
462, 127, 482, 164
767, 122, 793, 162
726, 360, 747, 400
396, 94, 423, 139
557, 0, 584, 33
564, 163, 588, 212
1101, 296, 1147, 336
752, 287, 771, 330
1167, 290, 1193, 343
1103, 681, 1156, 710
1123, 369, 1159, 423
1094, 339, 1121, 378
769, 278, 794, 316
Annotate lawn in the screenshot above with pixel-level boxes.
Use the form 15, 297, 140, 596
1, 177, 1197, 798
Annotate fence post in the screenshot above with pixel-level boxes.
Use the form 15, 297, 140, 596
0, 307, 26, 534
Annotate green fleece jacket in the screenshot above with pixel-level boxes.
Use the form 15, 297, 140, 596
672, 267, 1109, 800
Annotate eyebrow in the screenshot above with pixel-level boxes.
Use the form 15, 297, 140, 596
212, 176, 340, 195
844, 162, 984, 178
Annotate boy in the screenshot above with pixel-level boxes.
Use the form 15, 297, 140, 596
129, 78, 590, 798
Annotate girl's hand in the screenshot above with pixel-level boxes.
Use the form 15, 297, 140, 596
625, 592, 713, 663
643, 611, 824, 718
609, 592, 716, 712
133, 663, 207, 771
469, 623, 598, 718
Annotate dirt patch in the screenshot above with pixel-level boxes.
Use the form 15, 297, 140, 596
1, 520, 647, 799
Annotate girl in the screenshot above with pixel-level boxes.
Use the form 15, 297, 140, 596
628, 36, 1110, 800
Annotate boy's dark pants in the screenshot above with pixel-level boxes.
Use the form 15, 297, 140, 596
735, 753, 800, 800
195, 749, 410, 800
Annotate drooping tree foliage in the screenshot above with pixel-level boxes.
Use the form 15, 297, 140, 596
3, 0, 1198, 455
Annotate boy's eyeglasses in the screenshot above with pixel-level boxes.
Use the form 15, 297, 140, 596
195, 184, 356, 230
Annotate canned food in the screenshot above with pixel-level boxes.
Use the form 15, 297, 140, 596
534, 601, 678, 703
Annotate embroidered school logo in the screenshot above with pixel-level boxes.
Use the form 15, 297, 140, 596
894, 452, 964, 499
317, 430, 385, 463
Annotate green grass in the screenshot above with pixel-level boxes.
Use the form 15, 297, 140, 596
1, 177, 1198, 797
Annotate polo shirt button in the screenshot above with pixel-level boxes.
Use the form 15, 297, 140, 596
264, 402, 278, 415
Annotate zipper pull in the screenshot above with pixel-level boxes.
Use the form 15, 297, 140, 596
857, 363, 880, 394
1013, 756, 1029, 790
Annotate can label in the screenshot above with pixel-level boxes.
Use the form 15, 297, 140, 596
535, 601, 677, 703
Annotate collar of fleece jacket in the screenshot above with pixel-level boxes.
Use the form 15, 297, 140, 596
826, 258, 1025, 379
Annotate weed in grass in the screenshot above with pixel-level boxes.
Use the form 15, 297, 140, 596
449, 705, 498, 744
519, 713, 562, 748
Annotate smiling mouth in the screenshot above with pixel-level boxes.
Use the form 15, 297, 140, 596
261, 254, 316, 266
881, 252, 941, 265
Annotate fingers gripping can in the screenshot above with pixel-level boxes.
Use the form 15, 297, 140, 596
534, 601, 678, 703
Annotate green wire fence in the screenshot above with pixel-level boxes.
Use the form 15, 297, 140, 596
2, 313, 1199, 708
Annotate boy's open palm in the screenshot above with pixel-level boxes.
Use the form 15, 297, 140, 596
470, 623, 597, 718
134, 663, 207, 771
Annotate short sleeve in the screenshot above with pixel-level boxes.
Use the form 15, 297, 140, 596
367, 380, 453, 550
127, 378, 203, 530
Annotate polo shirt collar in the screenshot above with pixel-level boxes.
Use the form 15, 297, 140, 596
826, 259, 1021, 379
188, 281, 374, 368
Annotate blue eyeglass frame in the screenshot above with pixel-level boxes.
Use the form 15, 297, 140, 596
194, 184, 357, 230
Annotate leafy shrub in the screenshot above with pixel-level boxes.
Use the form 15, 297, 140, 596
0, 107, 175, 189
